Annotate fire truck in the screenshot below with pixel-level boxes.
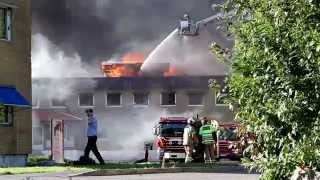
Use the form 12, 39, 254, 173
153, 117, 246, 162
153, 117, 187, 161
217, 124, 242, 160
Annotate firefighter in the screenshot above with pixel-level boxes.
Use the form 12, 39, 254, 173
183, 117, 196, 163
199, 117, 218, 163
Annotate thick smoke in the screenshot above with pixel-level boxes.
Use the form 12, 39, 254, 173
32, 0, 224, 73
32, 34, 97, 101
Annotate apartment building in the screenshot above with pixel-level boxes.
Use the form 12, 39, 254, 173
0, 0, 31, 167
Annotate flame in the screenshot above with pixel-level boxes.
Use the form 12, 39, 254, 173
101, 53, 145, 77
164, 65, 183, 77
122, 53, 145, 64
101, 53, 186, 77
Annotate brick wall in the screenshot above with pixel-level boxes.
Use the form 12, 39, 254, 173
0, 0, 31, 155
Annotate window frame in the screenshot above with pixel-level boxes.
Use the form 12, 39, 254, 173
133, 92, 149, 106
50, 98, 67, 109
160, 91, 176, 106
32, 126, 44, 146
78, 92, 95, 108
187, 91, 205, 106
105, 92, 122, 107
0, 6, 12, 41
0, 105, 14, 126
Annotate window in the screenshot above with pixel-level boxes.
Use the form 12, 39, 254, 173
79, 93, 94, 107
0, 105, 13, 126
64, 124, 71, 141
33, 127, 43, 145
161, 92, 176, 106
133, 92, 149, 105
106, 93, 121, 106
51, 99, 66, 107
188, 92, 204, 106
0, 7, 12, 41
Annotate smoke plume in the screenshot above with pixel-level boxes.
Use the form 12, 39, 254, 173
32, 0, 225, 74
32, 34, 97, 101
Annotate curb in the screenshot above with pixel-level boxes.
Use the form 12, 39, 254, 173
72, 165, 256, 177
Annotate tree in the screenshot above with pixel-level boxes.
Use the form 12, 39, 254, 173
211, 0, 320, 179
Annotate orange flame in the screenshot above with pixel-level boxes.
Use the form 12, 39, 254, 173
122, 53, 145, 64
164, 65, 183, 77
101, 53, 145, 77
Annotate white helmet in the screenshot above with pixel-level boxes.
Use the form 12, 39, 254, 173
187, 117, 195, 124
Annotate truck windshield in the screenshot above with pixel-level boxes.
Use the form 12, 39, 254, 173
219, 127, 239, 141
160, 123, 186, 137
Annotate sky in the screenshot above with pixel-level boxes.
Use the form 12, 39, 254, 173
32, 0, 224, 69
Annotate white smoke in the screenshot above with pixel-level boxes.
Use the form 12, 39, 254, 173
31, 34, 97, 101
32, 34, 97, 78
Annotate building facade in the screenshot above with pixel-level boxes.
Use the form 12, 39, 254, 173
0, 0, 32, 166
32, 76, 233, 161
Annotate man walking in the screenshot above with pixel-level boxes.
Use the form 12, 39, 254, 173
83, 109, 105, 165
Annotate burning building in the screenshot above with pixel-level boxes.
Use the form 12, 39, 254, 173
32, 73, 233, 161
31, 9, 233, 161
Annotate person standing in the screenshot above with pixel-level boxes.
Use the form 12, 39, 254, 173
183, 117, 196, 163
83, 109, 105, 165
199, 117, 218, 163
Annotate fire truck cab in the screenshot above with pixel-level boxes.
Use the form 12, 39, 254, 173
217, 124, 242, 160
153, 117, 187, 161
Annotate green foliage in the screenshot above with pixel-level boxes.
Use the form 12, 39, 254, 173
27, 156, 51, 166
211, 0, 320, 179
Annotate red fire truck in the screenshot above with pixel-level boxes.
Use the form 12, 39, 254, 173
217, 124, 242, 160
153, 117, 187, 161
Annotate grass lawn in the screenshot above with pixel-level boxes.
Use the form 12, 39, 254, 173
0, 163, 162, 175
0, 166, 91, 175
0, 161, 220, 175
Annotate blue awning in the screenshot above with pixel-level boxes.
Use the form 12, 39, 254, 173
0, 87, 31, 107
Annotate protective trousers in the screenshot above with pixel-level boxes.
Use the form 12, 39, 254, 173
184, 145, 193, 163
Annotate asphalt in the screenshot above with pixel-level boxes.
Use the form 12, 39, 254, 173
0, 173, 260, 180
0, 161, 259, 180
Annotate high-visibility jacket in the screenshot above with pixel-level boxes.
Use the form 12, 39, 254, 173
199, 124, 217, 144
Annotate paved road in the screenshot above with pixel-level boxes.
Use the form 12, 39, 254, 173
0, 173, 259, 180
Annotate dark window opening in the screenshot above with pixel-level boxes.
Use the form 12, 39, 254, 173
161, 92, 176, 105
0, 105, 13, 126
188, 92, 204, 105
133, 93, 149, 105
107, 93, 121, 106
79, 93, 94, 106
51, 99, 66, 107
0, 7, 12, 40
33, 127, 43, 145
